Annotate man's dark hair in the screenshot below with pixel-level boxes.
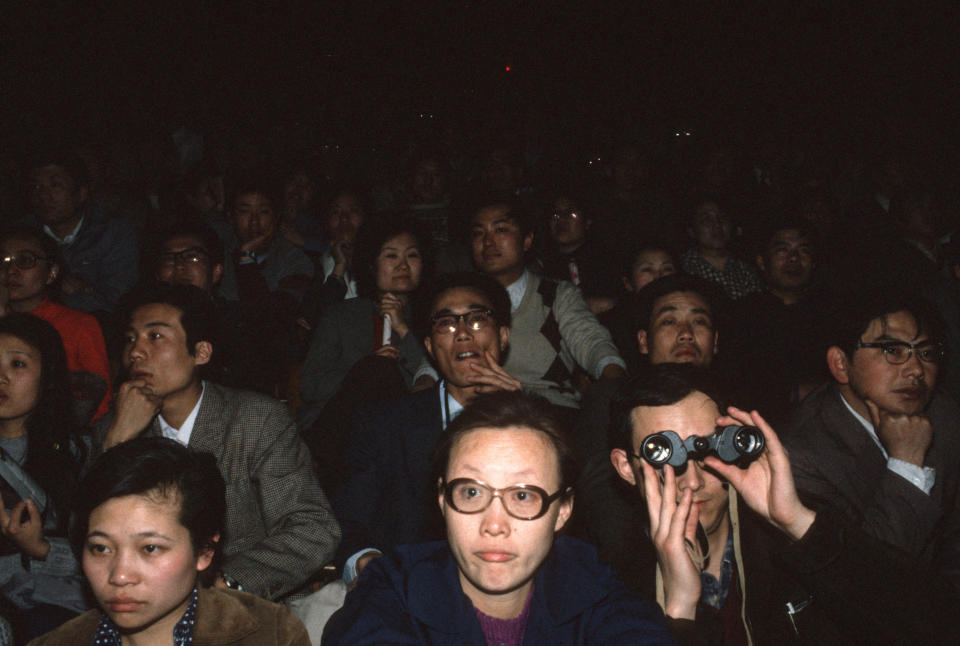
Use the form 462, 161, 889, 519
153, 222, 226, 268
468, 195, 534, 237
121, 285, 219, 357
752, 218, 819, 261
431, 390, 577, 495
227, 168, 282, 212
685, 190, 726, 226
422, 271, 512, 333
609, 363, 727, 452
832, 291, 944, 358
25, 149, 90, 189
72, 437, 225, 566
0, 226, 62, 270
635, 274, 724, 333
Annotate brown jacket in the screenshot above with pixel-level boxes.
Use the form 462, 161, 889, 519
28, 587, 311, 646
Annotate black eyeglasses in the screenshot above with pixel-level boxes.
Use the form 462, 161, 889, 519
441, 478, 568, 520
430, 309, 494, 335
158, 248, 210, 266
0, 251, 52, 270
855, 339, 945, 365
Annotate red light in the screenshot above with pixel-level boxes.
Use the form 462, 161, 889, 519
505, 65, 511, 71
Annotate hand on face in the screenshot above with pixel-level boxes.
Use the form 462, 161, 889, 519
330, 239, 355, 273
0, 498, 50, 559
104, 380, 162, 450
864, 399, 933, 467
705, 407, 815, 541
640, 460, 701, 620
465, 349, 522, 395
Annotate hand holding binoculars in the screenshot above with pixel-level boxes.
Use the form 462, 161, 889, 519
640, 424, 765, 468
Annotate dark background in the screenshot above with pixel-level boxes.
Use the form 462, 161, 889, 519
3, 2, 957, 148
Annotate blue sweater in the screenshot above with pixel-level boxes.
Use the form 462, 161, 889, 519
322, 536, 674, 646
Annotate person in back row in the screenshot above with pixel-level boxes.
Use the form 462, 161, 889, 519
29, 436, 310, 645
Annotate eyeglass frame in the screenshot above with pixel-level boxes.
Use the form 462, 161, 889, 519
158, 248, 212, 266
550, 209, 585, 222
440, 477, 569, 521
429, 308, 495, 335
854, 338, 945, 365
0, 250, 54, 271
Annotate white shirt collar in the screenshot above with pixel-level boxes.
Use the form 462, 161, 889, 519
158, 382, 205, 446
838, 391, 887, 458
505, 270, 529, 313
438, 380, 465, 430
43, 217, 85, 246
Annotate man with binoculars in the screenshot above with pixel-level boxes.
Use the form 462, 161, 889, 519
606, 363, 955, 645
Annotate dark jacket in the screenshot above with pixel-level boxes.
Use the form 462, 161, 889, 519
28, 587, 311, 646
322, 536, 674, 645
332, 386, 444, 569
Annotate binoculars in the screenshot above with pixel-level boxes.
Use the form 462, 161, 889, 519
640, 425, 765, 468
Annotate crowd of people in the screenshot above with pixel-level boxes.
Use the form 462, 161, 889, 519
0, 118, 959, 645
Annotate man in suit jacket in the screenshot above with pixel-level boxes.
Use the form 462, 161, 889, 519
783, 292, 960, 588
94, 285, 340, 600
333, 272, 522, 585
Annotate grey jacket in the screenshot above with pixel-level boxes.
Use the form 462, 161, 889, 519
93, 382, 341, 599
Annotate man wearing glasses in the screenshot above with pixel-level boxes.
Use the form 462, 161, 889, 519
152, 224, 287, 395
333, 271, 523, 586
784, 293, 960, 585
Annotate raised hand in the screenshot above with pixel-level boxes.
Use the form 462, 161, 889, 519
865, 399, 932, 467
640, 460, 702, 619
377, 292, 410, 338
705, 407, 816, 541
103, 380, 162, 449
466, 349, 523, 394
0, 499, 50, 559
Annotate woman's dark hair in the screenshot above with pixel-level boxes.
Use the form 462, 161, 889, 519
0, 314, 82, 532
355, 216, 430, 297
73, 437, 226, 573
431, 390, 577, 497
609, 364, 727, 452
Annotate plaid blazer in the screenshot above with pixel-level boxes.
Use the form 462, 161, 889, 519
93, 382, 341, 600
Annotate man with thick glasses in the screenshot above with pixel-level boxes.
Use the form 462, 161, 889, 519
324, 390, 673, 644
784, 293, 960, 588
333, 272, 523, 587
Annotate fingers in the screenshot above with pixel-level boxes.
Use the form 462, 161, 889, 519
640, 460, 664, 531
373, 345, 400, 360
864, 399, 882, 428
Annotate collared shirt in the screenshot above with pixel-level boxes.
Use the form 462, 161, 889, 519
158, 382, 206, 446
44, 217, 85, 246
679, 249, 764, 301
505, 271, 529, 313
92, 586, 198, 646
322, 250, 358, 299
700, 529, 735, 610
840, 395, 936, 494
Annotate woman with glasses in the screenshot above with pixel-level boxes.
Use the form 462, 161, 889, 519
0, 227, 111, 425
323, 390, 672, 645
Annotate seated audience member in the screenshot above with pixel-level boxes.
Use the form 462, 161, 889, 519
414, 198, 626, 409
299, 185, 370, 328
29, 437, 310, 646
216, 173, 315, 310
600, 245, 678, 373
323, 390, 673, 645
152, 223, 289, 395
403, 152, 455, 248
725, 221, 829, 425
679, 192, 763, 300
22, 150, 140, 313
602, 364, 958, 644
278, 162, 325, 253
333, 271, 520, 583
298, 219, 430, 470
536, 190, 618, 315
0, 227, 111, 423
92, 286, 340, 600
0, 315, 89, 642
783, 292, 960, 590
